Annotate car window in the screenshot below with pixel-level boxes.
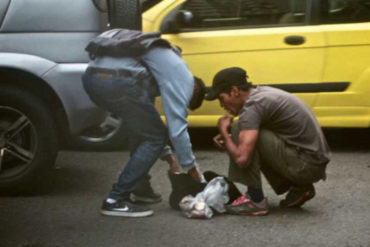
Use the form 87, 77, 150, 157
0, 0, 10, 27
92, 0, 162, 12
320, 0, 370, 24
92, 0, 107, 11
141, 0, 162, 12
163, 0, 309, 32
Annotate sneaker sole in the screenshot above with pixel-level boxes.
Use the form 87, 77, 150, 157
131, 194, 162, 204
281, 190, 315, 208
250, 210, 269, 216
100, 209, 154, 217
226, 209, 269, 216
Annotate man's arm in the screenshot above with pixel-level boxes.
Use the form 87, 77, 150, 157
143, 47, 203, 181
218, 116, 259, 168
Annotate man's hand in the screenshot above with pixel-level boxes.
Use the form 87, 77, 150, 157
213, 134, 226, 151
218, 115, 234, 134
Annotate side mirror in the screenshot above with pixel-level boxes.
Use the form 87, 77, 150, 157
165, 10, 194, 34
176, 10, 194, 26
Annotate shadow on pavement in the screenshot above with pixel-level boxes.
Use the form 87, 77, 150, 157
51, 161, 110, 197
189, 127, 370, 152
323, 128, 370, 151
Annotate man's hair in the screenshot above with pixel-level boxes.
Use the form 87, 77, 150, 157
189, 76, 206, 110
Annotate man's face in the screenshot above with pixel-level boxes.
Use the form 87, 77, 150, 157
218, 88, 243, 115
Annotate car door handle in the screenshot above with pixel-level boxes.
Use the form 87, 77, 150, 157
284, 36, 306, 45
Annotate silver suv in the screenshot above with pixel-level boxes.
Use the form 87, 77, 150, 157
0, 0, 142, 194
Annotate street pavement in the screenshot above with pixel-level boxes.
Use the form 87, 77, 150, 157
0, 129, 369, 247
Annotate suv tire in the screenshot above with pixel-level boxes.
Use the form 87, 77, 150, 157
108, 0, 142, 30
0, 87, 58, 195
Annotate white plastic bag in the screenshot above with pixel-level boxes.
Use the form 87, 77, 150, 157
179, 195, 213, 219
179, 176, 229, 219
202, 176, 229, 213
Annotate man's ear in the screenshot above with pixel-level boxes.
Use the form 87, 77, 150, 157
230, 86, 239, 96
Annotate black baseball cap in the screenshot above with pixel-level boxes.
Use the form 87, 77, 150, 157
205, 67, 250, 101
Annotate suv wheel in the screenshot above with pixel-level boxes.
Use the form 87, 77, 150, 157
0, 87, 58, 195
108, 0, 142, 30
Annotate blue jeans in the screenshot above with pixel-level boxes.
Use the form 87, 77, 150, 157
82, 67, 168, 200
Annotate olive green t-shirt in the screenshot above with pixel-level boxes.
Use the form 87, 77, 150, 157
238, 86, 330, 165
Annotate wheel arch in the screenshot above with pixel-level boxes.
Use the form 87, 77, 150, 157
0, 67, 70, 146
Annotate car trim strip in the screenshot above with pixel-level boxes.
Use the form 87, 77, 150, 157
260, 82, 350, 93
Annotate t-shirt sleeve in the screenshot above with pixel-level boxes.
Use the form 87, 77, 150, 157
238, 104, 262, 130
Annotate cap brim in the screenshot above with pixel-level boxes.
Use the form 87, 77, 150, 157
204, 88, 219, 101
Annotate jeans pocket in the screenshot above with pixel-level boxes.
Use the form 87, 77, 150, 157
83, 70, 139, 102
114, 76, 140, 100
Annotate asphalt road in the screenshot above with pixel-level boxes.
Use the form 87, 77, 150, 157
0, 129, 369, 247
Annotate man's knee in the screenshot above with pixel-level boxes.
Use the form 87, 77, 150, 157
149, 134, 168, 149
258, 129, 276, 142
256, 129, 283, 152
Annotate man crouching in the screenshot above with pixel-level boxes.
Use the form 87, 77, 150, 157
206, 67, 331, 216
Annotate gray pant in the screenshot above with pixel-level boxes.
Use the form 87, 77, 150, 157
228, 123, 326, 195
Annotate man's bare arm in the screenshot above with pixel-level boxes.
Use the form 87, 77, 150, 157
217, 116, 259, 168
223, 129, 258, 168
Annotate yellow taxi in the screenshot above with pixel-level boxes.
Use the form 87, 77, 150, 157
142, 0, 370, 128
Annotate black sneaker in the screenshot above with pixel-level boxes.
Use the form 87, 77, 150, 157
101, 199, 154, 217
131, 191, 162, 203
131, 179, 162, 203
280, 184, 316, 208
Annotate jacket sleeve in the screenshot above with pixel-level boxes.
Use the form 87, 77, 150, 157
142, 47, 196, 170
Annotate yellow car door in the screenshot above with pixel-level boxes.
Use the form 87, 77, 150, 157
144, 0, 327, 127
313, 0, 370, 127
